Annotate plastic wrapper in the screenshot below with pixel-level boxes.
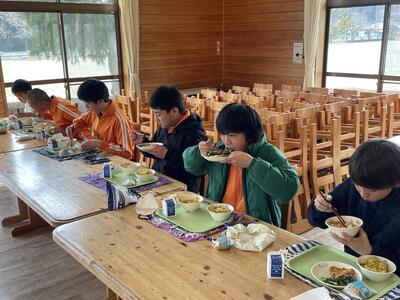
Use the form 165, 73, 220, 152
208, 234, 232, 250
225, 223, 276, 252
343, 281, 377, 299
135, 192, 159, 216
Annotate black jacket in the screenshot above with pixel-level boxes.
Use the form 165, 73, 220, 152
144, 113, 207, 192
308, 178, 400, 276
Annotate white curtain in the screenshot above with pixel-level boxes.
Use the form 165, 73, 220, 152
304, 0, 323, 89
119, 0, 141, 96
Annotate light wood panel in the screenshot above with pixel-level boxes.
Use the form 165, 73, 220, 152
0, 132, 47, 154
0, 57, 8, 118
223, 0, 305, 89
139, 0, 223, 94
53, 204, 311, 300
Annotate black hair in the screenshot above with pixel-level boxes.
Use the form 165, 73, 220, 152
77, 79, 110, 103
350, 139, 400, 189
11, 79, 32, 94
26, 88, 50, 106
216, 103, 263, 144
149, 85, 185, 114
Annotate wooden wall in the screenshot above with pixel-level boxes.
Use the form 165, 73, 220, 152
139, 0, 223, 94
223, 0, 305, 89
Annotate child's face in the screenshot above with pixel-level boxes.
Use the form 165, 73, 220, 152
14, 92, 27, 103
354, 184, 392, 202
153, 108, 180, 129
220, 132, 248, 151
31, 101, 49, 115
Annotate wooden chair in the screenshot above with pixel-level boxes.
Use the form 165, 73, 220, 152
281, 84, 301, 92
115, 93, 136, 123
333, 88, 358, 98
307, 87, 329, 95
135, 91, 156, 138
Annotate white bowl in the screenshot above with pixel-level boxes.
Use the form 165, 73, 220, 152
325, 216, 363, 238
19, 117, 33, 126
311, 261, 362, 289
173, 191, 203, 212
357, 255, 396, 282
207, 203, 234, 222
120, 162, 141, 173
136, 142, 163, 152
134, 168, 156, 182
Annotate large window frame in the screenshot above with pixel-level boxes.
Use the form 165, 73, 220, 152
323, 0, 400, 92
0, 0, 123, 100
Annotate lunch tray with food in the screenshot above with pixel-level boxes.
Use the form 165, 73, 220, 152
155, 202, 233, 233
45, 147, 92, 158
100, 168, 159, 188
285, 245, 400, 299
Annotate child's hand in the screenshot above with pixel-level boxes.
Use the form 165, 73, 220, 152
331, 227, 372, 255
225, 151, 253, 168
66, 124, 76, 139
129, 130, 144, 145
199, 139, 217, 155
81, 139, 103, 151
314, 193, 334, 213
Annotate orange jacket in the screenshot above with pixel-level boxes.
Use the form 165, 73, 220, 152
73, 101, 133, 159
49, 96, 89, 140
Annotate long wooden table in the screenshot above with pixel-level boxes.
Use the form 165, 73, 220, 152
53, 205, 311, 300
0, 149, 186, 236
0, 132, 47, 154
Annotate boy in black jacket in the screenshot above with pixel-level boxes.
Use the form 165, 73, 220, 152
129, 85, 207, 192
308, 139, 400, 275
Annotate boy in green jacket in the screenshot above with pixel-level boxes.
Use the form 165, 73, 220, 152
183, 103, 300, 226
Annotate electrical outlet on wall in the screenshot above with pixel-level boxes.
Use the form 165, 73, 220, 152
293, 42, 303, 64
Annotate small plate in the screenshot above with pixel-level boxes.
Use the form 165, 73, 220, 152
311, 261, 362, 289
201, 153, 229, 163
136, 142, 163, 152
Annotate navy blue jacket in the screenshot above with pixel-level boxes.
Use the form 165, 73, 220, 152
308, 178, 400, 275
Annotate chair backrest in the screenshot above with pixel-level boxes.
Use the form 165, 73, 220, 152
114, 94, 135, 122
307, 87, 329, 95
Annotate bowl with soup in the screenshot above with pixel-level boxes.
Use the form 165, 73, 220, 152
325, 216, 363, 238
357, 255, 396, 282
134, 168, 156, 182
207, 203, 234, 222
173, 191, 203, 212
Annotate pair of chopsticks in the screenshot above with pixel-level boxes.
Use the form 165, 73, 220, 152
319, 190, 347, 228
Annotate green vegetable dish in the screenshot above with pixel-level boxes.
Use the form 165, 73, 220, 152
206, 148, 231, 157
322, 274, 356, 286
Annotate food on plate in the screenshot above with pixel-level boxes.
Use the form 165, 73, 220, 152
209, 205, 231, 214
322, 266, 357, 286
135, 169, 153, 176
206, 147, 231, 157
360, 257, 390, 273
327, 219, 357, 228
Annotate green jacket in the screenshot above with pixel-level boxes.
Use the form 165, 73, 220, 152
183, 134, 300, 226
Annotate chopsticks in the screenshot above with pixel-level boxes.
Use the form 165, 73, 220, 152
319, 190, 347, 228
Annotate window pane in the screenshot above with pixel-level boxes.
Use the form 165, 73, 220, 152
0, 12, 64, 82
69, 80, 120, 112
326, 76, 377, 91
383, 82, 400, 93
384, 5, 400, 76
63, 13, 119, 78
326, 6, 384, 74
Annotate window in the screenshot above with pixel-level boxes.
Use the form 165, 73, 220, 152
0, 0, 121, 107
324, 1, 400, 92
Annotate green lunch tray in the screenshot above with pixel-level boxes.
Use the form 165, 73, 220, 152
101, 168, 159, 188
44, 147, 91, 158
285, 245, 400, 299
155, 202, 233, 233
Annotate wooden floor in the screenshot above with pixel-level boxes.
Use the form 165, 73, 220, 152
0, 182, 105, 300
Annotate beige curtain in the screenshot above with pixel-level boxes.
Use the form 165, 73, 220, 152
303, 0, 323, 89
119, 0, 141, 96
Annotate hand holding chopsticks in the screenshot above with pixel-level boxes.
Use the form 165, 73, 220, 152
318, 190, 347, 228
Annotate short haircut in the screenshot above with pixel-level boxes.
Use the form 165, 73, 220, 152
149, 85, 185, 114
216, 103, 263, 144
350, 139, 400, 189
26, 88, 50, 107
12, 79, 32, 94
77, 79, 109, 103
